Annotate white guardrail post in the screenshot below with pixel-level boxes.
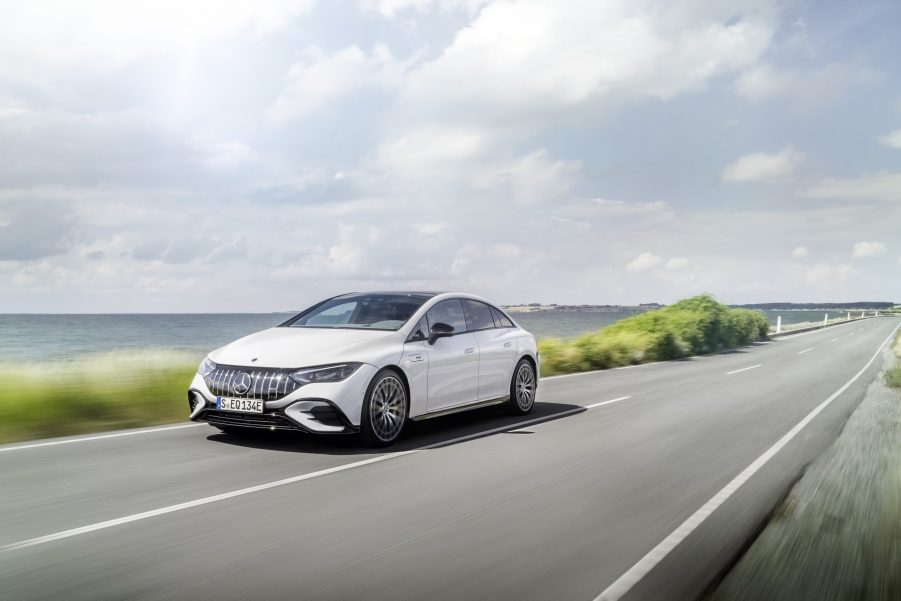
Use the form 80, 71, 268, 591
847, 311, 851, 321
776, 315, 781, 334
824, 313, 828, 326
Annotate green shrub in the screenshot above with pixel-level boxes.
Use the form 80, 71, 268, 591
537, 294, 769, 377
885, 366, 901, 389
537, 338, 588, 375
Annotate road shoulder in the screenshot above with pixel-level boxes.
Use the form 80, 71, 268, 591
709, 343, 901, 601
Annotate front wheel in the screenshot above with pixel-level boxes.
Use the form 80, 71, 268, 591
360, 370, 408, 447
508, 359, 536, 415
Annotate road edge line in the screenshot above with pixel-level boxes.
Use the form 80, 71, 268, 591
0, 424, 204, 453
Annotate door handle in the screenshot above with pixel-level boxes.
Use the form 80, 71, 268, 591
503, 342, 512, 348
464, 348, 475, 354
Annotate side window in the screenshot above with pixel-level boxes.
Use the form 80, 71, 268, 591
425, 300, 467, 334
491, 306, 514, 328
462, 300, 496, 331
406, 317, 428, 342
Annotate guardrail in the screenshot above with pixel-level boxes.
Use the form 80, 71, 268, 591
768, 314, 880, 338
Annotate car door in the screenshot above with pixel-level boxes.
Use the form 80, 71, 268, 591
424, 299, 480, 412
463, 300, 518, 400
402, 317, 431, 418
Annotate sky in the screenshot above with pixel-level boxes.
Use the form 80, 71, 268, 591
0, 0, 899, 312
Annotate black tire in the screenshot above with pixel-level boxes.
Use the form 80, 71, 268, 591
360, 369, 408, 447
507, 358, 536, 415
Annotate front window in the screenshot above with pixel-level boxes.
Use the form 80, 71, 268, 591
281, 294, 430, 331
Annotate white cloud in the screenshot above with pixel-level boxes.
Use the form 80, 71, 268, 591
412, 223, 445, 236
722, 147, 804, 182
734, 62, 881, 109
471, 149, 581, 204
791, 246, 809, 258
803, 171, 901, 202
400, 0, 777, 123
375, 126, 491, 175
627, 252, 663, 272
361, 0, 489, 18
189, 136, 257, 169
269, 44, 408, 122
734, 64, 794, 101
374, 127, 580, 204
580, 198, 671, 217
806, 262, 852, 286
877, 129, 901, 149
0, 0, 315, 75
852, 241, 886, 258
665, 257, 690, 270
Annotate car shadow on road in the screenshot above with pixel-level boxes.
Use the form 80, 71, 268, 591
205, 401, 585, 456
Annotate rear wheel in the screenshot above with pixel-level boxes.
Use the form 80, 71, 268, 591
360, 370, 408, 447
507, 358, 536, 415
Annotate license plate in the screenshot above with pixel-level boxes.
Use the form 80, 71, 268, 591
216, 397, 264, 413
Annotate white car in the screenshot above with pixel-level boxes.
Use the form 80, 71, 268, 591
188, 292, 539, 446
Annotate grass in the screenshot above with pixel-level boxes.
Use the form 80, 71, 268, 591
0, 350, 199, 444
538, 294, 769, 376
886, 329, 901, 388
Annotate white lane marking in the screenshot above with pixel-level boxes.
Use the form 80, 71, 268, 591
0, 424, 203, 453
798, 348, 813, 355
586, 396, 632, 409
725, 364, 761, 375
0, 407, 587, 552
594, 322, 900, 601
831, 338, 839, 342
0, 451, 416, 552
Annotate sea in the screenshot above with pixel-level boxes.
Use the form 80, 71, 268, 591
0, 309, 851, 362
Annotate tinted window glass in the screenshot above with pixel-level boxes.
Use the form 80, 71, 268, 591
406, 317, 428, 342
462, 300, 496, 331
282, 294, 428, 331
426, 299, 467, 334
491, 306, 514, 328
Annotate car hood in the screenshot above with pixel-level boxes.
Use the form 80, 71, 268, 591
208, 327, 403, 369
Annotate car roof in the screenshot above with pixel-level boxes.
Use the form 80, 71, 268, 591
335, 291, 442, 298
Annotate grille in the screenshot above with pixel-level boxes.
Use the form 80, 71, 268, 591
204, 366, 300, 401
198, 409, 300, 431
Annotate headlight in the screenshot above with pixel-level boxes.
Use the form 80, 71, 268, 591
197, 356, 217, 378
289, 363, 362, 385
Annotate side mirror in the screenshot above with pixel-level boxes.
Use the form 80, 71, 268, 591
428, 322, 455, 345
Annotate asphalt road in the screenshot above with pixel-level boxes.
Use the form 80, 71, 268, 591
2, 316, 898, 601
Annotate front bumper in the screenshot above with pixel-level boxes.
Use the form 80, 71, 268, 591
187, 363, 378, 434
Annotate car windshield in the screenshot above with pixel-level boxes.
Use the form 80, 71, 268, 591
281, 294, 430, 331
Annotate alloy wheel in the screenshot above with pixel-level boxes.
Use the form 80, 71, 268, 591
515, 363, 535, 411
370, 375, 407, 442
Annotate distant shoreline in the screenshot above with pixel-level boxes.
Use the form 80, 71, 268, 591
503, 302, 896, 314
